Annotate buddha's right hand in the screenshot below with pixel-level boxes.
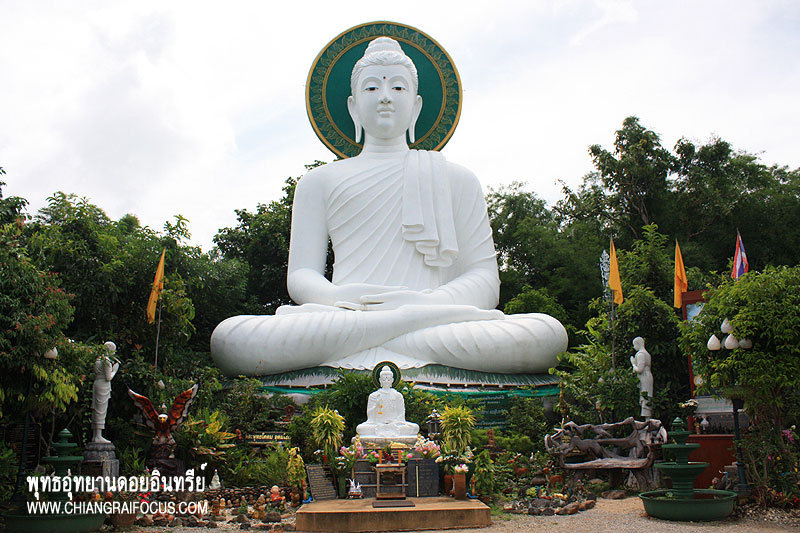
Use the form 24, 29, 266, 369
333, 283, 407, 309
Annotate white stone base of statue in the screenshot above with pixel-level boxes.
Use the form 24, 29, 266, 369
356, 435, 419, 447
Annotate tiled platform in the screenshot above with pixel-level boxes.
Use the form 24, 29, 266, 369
295, 497, 491, 532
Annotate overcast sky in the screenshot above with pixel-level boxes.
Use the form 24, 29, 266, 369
2, 1, 798, 251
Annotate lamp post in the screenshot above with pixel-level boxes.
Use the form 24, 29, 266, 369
424, 409, 442, 442
707, 319, 751, 497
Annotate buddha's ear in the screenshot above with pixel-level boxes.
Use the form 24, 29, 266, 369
347, 95, 362, 143
408, 95, 423, 144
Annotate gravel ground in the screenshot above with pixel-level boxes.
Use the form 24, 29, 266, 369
450, 498, 800, 533
123, 497, 800, 533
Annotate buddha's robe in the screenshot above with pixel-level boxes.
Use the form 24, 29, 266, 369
210, 151, 568, 376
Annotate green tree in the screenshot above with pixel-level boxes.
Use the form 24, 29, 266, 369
681, 266, 800, 503
0, 220, 96, 423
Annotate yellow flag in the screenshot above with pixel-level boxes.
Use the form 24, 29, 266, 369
674, 240, 688, 308
608, 238, 623, 305
147, 249, 165, 324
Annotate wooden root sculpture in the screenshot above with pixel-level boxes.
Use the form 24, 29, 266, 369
127, 384, 198, 446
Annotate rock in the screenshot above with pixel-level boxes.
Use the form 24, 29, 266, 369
139, 515, 154, 526
207, 520, 218, 528
236, 514, 249, 523
531, 477, 547, 486
154, 517, 169, 527
579, 499, 596, 511
541, 507, 555, 516
282, 524, 296, 531
266, 511, 282, 523
527, 506, 542, 515
173, 518, 184, 527
531, 498, 550, 508
240, 523, 251, 530
601, 490, 627, 500
565, 502, 581, 515
586, 493, 598, 500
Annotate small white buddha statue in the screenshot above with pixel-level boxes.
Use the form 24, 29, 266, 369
210, 37, 568, 376
356, 366, 419, 443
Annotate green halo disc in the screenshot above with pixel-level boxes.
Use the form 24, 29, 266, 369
306, 21, 462, 159
371, 361, 402, 389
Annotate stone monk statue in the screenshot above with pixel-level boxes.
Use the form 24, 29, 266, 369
356, 366, 419, 442
211, 37, 568, 375
631, 336, 654, 418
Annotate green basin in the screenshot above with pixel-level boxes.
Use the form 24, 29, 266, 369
639, 489, 737, 521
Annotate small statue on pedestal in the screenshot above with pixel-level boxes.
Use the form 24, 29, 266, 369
128, 384, 198, 475
630, 337, 654, 418
92, 341, 120, 443
356, 364, 419, 445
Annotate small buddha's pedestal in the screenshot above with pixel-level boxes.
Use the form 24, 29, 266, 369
375, 464, 407, 500
82, 442, 119, 480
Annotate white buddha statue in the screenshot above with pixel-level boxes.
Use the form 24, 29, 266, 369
356, 366, 419, 443
210, 37, 568, 375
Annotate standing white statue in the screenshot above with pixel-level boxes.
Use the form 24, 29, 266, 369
92, 341, 120, 443
210, 36, 568, 375
356, 366, 419, 443
630, 336, 654, 418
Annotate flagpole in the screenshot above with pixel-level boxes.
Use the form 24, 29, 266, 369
154, 298, 163, 369
610, 302, 616, 369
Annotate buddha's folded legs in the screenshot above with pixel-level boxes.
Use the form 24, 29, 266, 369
383, 313, 567, 374
210, 305, 565, 376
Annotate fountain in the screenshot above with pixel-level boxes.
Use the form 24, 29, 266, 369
639, 418, 737, 521
4, 429, 105, 533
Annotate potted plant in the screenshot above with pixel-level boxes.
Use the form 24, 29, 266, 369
472, 450, 496, 502
287, 447, 306, 506
452, 463, 469, 499
440, 405, 476, 456
309, 406, 345, 462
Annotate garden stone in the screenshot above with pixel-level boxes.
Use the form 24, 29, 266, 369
541, 507, 555, 516
531, 476, 547, 485
527, 506, 542, 515
556, 502, 581, 515
283, 523, 295, 531
266, 511, 282, 523
206, 520, 218, 528
240, 523, 251, 530
153, 517, 169, 527
139, 515, 154, 526
580, 500, 596, 510
602, 489, 627, 499
236, 514, 249, 523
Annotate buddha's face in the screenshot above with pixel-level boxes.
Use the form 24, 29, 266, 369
379, 371, 393, 388
348, 64, 422, 142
